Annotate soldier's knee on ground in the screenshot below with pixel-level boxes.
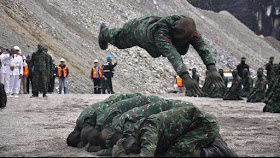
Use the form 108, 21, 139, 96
67, 130, 81, 147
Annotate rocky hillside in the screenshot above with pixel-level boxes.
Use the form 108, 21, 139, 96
188, 0, 280, 40
0, 0, 279, 94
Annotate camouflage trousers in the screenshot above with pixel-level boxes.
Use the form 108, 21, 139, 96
101, 22, 139, 49
32, 71, 48, 95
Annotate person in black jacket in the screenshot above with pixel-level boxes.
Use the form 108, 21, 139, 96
102, 56, 117, 94
236, 57, 249, 80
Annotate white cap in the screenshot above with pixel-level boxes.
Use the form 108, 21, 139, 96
23, 55, 26, 60
94, 60, 99, 63
60, 58, 65, 62
13, 46, 21, 54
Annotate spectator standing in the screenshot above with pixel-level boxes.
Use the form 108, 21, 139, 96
236, 57, 249, 80
91, 60, 103, 94
26, 54, 32, 94
21, 56, 28, 94
8, 46, 23, 97
102, 56, 117, 94
48, 58, 57, 93
57, 58, 69, 94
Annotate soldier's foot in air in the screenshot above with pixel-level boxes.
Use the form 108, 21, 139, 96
98, 23, 108, 50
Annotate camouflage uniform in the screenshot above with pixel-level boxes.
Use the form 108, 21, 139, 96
107, 98, 194, 147
29, 45, 51, 96
101, 14, 215, 78
202, 75, 212, 97
247, 76, 267, 103
223, 74, 242, 100
265, 62, 278, 86
241, 74, 253, 97
95, 95, 160, 130
263, 77, 280, 113
113, 106, 219, 157
74, 93, 142, 132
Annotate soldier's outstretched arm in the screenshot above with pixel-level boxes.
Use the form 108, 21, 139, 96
154, 27, 202, 96
190, 32, 225, 89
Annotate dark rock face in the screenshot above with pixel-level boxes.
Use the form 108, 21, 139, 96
188, 0, 280, 40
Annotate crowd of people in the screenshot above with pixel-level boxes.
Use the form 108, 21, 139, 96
173, 56, 280, 113
0, 45, 70, 101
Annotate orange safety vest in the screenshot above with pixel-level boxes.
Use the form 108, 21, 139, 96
58, 65, 68, 78
92, 67, 102, 78
177, 76, 183, 87
23, 64, 28, 76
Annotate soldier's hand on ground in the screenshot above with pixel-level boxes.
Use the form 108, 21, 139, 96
207, 65, 225, 89
183, 75, 202, 97
112, 138, 126, 157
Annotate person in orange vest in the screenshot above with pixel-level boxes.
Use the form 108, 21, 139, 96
91, 60, 103, 94
57, 58, 69, 94
173, 75, 185, 93
21, 55, 28, 94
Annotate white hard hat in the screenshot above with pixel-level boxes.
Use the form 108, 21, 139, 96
60, 58, 65, 62
94, 60, 99, 63
13, 46, 21, 54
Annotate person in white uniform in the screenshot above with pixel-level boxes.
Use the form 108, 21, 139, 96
7, 46, 23, 97
0, 47, 10, 85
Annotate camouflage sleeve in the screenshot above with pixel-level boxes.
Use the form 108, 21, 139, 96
154, 26, 189, 78
128, 121, 158, 157
190, 31, 216, 67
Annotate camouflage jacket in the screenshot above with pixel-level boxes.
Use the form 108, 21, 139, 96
95, 95, 161, 130
29, 49, 50, 72
227, 76, 242, 94
123, 14, 215, 77
242, 76, 253, 91
116, 105, 219, 157
74, 93, 142, 131
251, 76, 267, 93
110, 98, 194, 138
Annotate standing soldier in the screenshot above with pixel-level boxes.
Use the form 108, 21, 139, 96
29, 44, 50, 98
192, 68, 200, 85
241, 68, 253, 97
98, 14, 225, 97
91, 60, 103, 94
223, 70, 242, 100
57, 58, 69, 94
22, 56, 28, 94
236, 57, 249, 80
265, 56, 277, 86
247, 68, 267, 103
102, 56, 117, 94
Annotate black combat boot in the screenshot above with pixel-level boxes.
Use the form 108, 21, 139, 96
201, 137, 238, 157
30, 93, 38, 98
43, 93, 48, 97
98, 23, 108, 50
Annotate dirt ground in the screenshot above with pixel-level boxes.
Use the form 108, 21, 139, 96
0, 93, 279, 157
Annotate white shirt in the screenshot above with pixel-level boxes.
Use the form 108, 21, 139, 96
0, 54, 10, 73
8, 54, 23, 76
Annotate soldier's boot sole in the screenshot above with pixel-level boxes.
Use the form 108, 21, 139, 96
98, 23, 108, 50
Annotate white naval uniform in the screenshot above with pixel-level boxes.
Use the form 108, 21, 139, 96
0, 53, 10, 85
7, 55, 23, 95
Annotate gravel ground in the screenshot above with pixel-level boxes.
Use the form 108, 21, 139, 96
0, 93, 279, 157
